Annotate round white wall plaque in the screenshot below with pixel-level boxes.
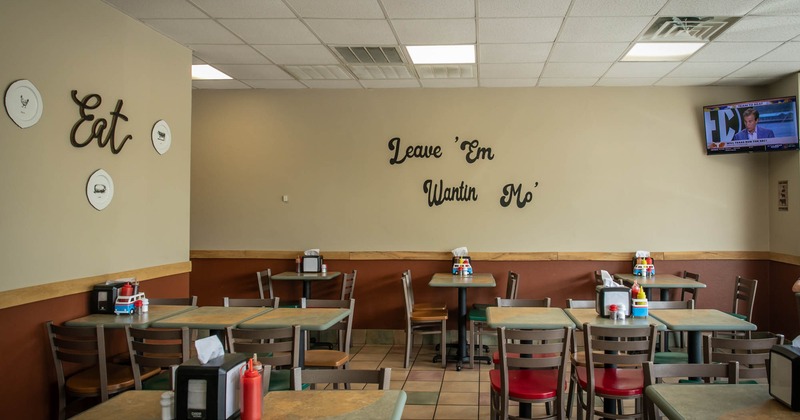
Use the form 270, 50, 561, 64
4, 79, 43, 128
151, 119, 172, 154
86, 169, 114, 211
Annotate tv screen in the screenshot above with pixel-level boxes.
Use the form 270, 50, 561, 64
703, 96, 799, 155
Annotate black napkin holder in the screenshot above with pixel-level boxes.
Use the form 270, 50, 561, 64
595, 286, 631, 317
770, 344, 800, 411
301, 255, 323, 273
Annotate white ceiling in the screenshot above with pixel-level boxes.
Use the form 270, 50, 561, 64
102, 0, 800, 89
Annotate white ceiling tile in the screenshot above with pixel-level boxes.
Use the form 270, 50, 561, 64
305, 19, 397, 45
393, 19, 475, 44
219, 19, 319, 44
360, 79, 422, 88
479, 18, 563, 43
537, 77, 598, 86
103, 0, 205, 18
300, 80, 364, 88
479, 44, 551, 63
750, 0, 800, 15
190, 0, 295, 18
605, 62, 680, 78
480, 63, 543, 78
714, 77, 777, 86
243, 80, 307, 89
668, 62, 747, 77
688, 42, 782, 62
190, 44, 271, 64
570, 0, 667, 17
596, 77, 659, 86
715, 16, 800, 42
548, 43, 629, 62
213, 64, 293, 79
419, 79, 478, 88
758, 42, 800, 61
285, 65, 352, 80
143, 19, 241, 44
350, 65, 414, 79
478, 0, 569, 17
287, 0, 384, 18
479, 78, 538, 87
254, 45, 339, 65
558, 17, 652, 42
659, 0, 762, 16
382, 0, 474, 18
655, 77, 722, 86
416, 65, 475, 78
192, 79, 252, 89
727, 61, 800, 78
542, 62, 611, 78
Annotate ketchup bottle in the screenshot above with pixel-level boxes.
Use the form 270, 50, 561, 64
241, 358, 262, 420
120, 282, 133, 296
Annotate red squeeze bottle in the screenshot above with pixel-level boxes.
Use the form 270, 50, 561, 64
120, 282, 133, 296
241, 359, 262, 420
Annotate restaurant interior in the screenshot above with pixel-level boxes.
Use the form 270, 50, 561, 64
4, 0, 800, 419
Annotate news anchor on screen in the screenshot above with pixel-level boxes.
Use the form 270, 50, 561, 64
733, 107, 775, 140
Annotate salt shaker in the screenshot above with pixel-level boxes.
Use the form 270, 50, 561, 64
161, 391, 174, 420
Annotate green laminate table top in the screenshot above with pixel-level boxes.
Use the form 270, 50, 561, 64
150, 305, 271, 329
645, 384, 798, 419
486, 307, 575, 329
69, 390, 162, 419
272, 271, 342, 281
648, 308, 756, 332
65, 305, 197, 328
428, 272, 496, 288
263, 390, 407, 420
238, 307, 351, 331
564, 308, 666, 330
614, 273, 707, 289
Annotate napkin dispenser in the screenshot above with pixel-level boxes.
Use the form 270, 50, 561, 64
175, 353, 247, 420
90, 279, 137, 314
301, 255, 323, 273
769, 344, 800, 411
596, 286, 631, 317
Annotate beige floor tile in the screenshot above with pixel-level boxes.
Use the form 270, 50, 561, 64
347, 360, 381, 369
390, 380, 406, 390
391, 369, 410, 381
437, 392, 479, 406
433, 405, 479, 419
403, 381, 443, 392
441, 381, 479, 393
401, 405, 436, 420
357, 345, 392, 353
443, 370, 480, 382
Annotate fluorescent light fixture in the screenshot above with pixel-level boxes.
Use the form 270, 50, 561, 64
407, 45, 475, 64
191, 64, 232, 80
622, 42, 705, 61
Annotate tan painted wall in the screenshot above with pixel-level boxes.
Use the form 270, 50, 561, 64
768, 74, 800, 256
0, 0, 192, 292
191, 86, 771, 253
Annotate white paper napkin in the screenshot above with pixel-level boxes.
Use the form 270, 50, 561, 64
304, 249, 320, 256
195, 335, 224, 364
452, 247, 468, 257
600, 270, 622, 287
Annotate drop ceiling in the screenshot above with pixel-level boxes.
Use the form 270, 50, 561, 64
102, 0, 800, 89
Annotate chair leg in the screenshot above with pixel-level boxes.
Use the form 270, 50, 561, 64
404, 328, 411, 368
566, 374, 575, 419
440, 320, 447, 368
469, 320, 475, 369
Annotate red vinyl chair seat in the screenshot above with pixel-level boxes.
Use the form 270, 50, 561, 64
489, 369, 559, 400
575, 366, 644, 397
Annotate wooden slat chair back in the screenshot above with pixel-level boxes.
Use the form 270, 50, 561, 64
340, 270, 357, 300
491, 326, 571, 420
301, 298, 355, 373
575, 323, 658, 420
402, 272, 447, 368
226, 325, 301, 392
125, 325, 190, 390
643, 361, 739, 420
223, 297, 279, 308
256, 268, 272, 300
732, 276, 758, 322
290, 367, 392, 390
45, 321, 137, 420
469, 271, 519, 368
703, 332, 784, 382
649, 299, 694, 357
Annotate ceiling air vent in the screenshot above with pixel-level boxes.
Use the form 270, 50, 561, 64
335, 46, 405, 64
642, 16, 740, 42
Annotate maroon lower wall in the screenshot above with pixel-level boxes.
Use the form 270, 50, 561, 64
0, 273, 189, 420
190, 258, 796, 337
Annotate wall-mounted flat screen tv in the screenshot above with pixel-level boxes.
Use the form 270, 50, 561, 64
703, 96, 799, 155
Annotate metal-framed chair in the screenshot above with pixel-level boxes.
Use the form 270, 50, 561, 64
223, 297, 279, 308
226, 325, 301, 392
651, 299, 694, 365
643, 361, 738, 420
469, 271, 519, 368
302, 298, 355, 375
703, 331, 783, 383
290, 367, 392, 390
402, 272, 447, 368
124, 325, 191, 390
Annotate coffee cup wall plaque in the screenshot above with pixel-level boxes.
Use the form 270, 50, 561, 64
86, 169, 114, 211
4, 79, 43, 128
151, 119, 171, 154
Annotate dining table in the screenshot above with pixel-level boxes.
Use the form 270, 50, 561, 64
645, 383, 797, 419
272, 271, 341, 299
263, 389, 407, 420
648, 308, 756, 364
428, 272, 496, 371
614, 273, 706, 301
150, 305, 272, 345
65, 305, 197, 328
69, 390, 163, 419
